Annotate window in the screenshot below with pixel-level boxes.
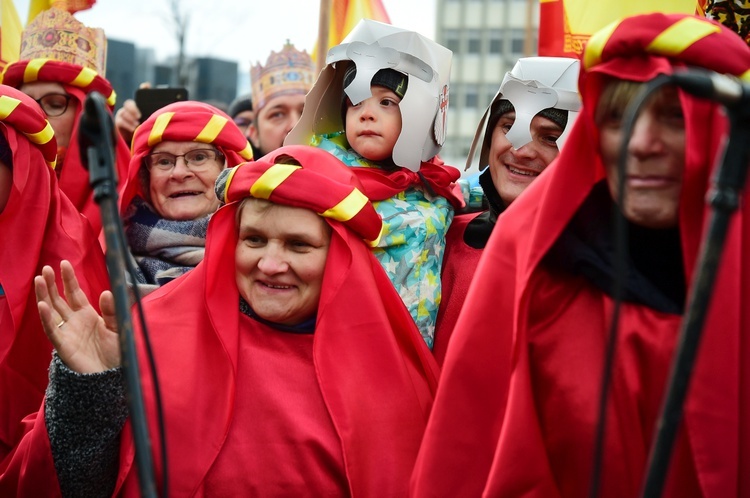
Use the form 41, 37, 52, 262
489, 29, 503, 54
467, 30, 481, 54
511, 29, 525, 54
443, 29, 460, 54
465, 84, 479, 108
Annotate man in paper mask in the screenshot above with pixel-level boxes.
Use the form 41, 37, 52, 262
433, 56, 581, 363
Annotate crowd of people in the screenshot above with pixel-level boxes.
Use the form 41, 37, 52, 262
0, 4, 749, 498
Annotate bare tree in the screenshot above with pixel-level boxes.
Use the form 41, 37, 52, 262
167, 0, 190, 87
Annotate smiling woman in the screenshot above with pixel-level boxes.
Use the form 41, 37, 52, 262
119, 100, 254, 292
9, 145, 439, 496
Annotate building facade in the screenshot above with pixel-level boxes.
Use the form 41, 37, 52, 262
435, 0, 539, 170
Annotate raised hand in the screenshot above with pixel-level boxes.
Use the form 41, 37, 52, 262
35, 260, 121, 374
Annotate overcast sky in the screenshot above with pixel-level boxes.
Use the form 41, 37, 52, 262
13, 0, 436, 73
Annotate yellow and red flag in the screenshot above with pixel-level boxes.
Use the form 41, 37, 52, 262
27, 0, 96, 23
313, 0, 391, 63
539, 0, 707, 57
0, 0, 22, 70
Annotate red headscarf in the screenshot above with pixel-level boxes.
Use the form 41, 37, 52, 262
1, 59, 132, 237
412, 13, 750, 498
0, 84, 109, 462
99, 145, 437, 496
122, 100, 254, 215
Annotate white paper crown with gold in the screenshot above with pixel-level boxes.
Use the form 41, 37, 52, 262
286, 19, 452, 172
20, 7, 107, 74
466, 56, 581, 170
250, 41, 316, 112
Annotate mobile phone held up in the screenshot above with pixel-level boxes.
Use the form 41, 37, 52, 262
135, 87, 189, 123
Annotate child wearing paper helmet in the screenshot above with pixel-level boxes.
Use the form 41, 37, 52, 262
286, 19, 465, 348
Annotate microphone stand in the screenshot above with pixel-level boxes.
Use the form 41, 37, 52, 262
641, 92, 750, 497
79, 92, 159, 498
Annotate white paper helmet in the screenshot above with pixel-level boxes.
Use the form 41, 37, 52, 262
285, 19, 452, 172
465, 57, 581, 171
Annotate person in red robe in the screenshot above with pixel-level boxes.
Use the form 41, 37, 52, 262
118, 100, 254, 292
2, 145, 438, 497
1, 7, 131, 237
0, 85, 109, 463
411, 12, 750, 498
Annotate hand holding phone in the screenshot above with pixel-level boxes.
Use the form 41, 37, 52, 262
135, 87, 189, 123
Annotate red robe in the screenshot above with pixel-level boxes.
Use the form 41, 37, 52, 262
412, 13, 750, 498
432, 212, 483, 366
1, 59, 132, 237
2, 146, 439, 496
0, 87, 109, 463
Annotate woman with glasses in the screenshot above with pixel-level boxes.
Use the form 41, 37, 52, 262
119, 100, 254, 294
0, 8, 132, 238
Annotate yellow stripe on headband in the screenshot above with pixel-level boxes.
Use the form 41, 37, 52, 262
223, 164, 242, 203
583, 19, 621, 70
366, 223, 384, 248
71, 67, 97, 87
23, 59, 48, 83
646, 17, 720, 57
47, 158, 57, 170
320, 188, 368, 222
240, 142, 254, 160
0, 95, 21, 119
740, 69, 750, 83
26, 121, 54, 145
249, 163, 300, 199
106, 90, 117, 107
196, 115, 227, 142
148, 112, 175, 147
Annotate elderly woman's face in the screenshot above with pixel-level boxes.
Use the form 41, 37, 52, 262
20, 81, 76, 150
146, 141, 225, 220
235, 199, 331, 326
598, 82, 685, 229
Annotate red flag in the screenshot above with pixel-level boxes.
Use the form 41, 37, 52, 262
539, 0, 706, 57
27, 0, 96, 23
313, 0, 391, 63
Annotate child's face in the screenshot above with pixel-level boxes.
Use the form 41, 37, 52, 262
345, 85, 403, 162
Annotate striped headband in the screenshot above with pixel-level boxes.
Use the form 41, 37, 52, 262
1, 59, 117, 109
0, 85, 58, 169
132, 101, 254, 161
220, 145, 383, 246
583, 13, 750, 82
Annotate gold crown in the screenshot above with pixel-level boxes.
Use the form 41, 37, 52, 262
20, 7, 106, 75
250, 41, 315, 112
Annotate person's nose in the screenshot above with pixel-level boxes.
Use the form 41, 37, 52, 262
358, 101, 376, 121
628, 111, 664, 159
170, 156, 194, 178
257, 244, 289, 275
511, 141, 539, 161
284, 109, 304, 135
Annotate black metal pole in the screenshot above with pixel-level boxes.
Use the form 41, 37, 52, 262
79, 92, 158, 498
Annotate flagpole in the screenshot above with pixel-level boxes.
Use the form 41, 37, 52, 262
524, 0, 535, 56
317, 0, 331, 74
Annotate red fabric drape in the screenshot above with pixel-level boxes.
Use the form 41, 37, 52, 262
412, 13, 750, 498
0, 85, 108, 465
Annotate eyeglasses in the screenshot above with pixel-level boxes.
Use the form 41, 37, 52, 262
34, 93, 72, 117
144, 149, 225, 173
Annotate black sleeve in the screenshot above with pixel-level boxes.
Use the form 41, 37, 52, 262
45, 353, 129, 498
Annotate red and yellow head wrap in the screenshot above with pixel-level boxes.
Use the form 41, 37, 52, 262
0, 84, 57, 169
582, 12, 750, 88
221, 145, 383, 246
1, 59, 117, 109
120, 100, 254, 214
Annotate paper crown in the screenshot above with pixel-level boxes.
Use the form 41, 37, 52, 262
250, 42, 315, 112
20, 7, 106, 75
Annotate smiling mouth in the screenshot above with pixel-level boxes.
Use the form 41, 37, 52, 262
261, 282, 293, 290
169, 191, 201, 198
507, 165, 539, 177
